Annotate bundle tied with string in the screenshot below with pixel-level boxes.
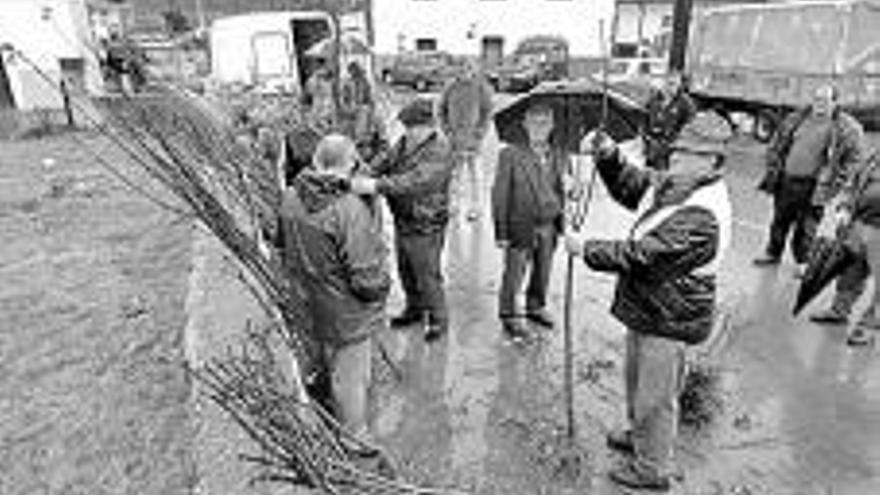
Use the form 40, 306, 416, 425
2, 43, 461, 493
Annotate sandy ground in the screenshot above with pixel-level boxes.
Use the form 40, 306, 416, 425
0, 133, 195, 493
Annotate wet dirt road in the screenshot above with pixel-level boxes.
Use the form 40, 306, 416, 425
368, 103, 880, 495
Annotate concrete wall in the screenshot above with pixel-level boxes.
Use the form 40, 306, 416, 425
373, 0, 616, 58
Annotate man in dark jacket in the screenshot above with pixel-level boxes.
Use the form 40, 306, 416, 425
351, 98, 456, 342
279, 134, 391, 438
565, 122, 732, 491
492, 102, 565, 341
754, 84, 865, 268
644, 72, 697, 171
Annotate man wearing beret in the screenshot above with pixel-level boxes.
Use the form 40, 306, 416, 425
351, 98, 456, 342
565, 119, 732, 491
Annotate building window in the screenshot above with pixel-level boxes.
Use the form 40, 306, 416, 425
415, 38, 437, 51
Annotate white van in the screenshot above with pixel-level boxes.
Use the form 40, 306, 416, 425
210, 11, 334, 94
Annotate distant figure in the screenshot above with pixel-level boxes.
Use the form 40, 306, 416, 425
438, 59, 494, 221
279, 134, 390, 438
492, 102, 565, 342
350, 98, 456, 342
340, 61, 388, 163
644, 72, 697, 171
753, 84, 865, 270
303, 60, 335, 128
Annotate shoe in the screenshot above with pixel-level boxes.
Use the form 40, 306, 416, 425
390, 310, 422, 328
753, 255, 781, 266
526, 308, 555, 329
809, 308, 848, 325
846, 327, 875, 347
606, 428, 635, 454
424, 317, 448, 343
608, 463, 671, 492
502, 319, 531, 343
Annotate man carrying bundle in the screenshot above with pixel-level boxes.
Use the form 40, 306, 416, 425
565, 118, 732, 491
351, 98, 456, 342
279, 134, 390, 440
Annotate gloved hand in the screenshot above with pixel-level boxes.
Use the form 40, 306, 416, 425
564, 232, 585, 257
350, 176, 378, 195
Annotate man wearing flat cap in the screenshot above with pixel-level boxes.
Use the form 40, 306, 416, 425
565, 115, 732, 491
351, 98, 455, 342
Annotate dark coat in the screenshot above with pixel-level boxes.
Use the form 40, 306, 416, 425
581, 149, 724, 345
372, 130, 455, 236
279, 171, 390, 348
492, 143, 566, 248
438, 75, 494, 152
764, 106, 865, 205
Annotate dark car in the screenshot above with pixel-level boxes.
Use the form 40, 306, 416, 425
487, 36, 569, 93
381, 51, 462, 92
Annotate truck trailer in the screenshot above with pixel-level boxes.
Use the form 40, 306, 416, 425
687, 0, 880, 140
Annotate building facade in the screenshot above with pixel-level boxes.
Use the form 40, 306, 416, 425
372, 0, 616, 59
0, 0, 104, 111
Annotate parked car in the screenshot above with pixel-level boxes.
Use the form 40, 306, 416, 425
487, 36, 569, 93
597, 58, 667, 85
381, 51, 462, 91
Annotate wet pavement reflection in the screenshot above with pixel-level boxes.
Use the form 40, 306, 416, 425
370, 118, 880, 494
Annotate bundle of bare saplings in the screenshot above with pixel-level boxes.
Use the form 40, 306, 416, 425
91, 86, 461, 494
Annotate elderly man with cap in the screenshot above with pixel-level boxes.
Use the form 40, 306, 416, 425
351, 98, 455, 342
565, 115, 732, 491
492, 101, 566, 341
278, 134, 390, 440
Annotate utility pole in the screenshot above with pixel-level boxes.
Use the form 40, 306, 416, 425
668, 0, 693, 73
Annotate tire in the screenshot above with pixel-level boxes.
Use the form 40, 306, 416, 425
753, 109, 779, 143
381, 70, 393, 85
414, 78, 429, 92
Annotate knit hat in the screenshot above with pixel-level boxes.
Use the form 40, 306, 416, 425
397, 98, 436, 127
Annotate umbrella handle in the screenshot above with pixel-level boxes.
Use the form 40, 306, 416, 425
563, 254, 576, 442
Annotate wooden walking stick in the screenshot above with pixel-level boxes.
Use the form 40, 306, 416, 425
558, 16, 614, 481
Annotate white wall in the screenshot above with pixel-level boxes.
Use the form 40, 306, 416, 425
0, 0, 103, 110
373, 0, 616, 58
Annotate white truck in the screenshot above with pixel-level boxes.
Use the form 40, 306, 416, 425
687, 0, 880, 140
209, 11, 334, 94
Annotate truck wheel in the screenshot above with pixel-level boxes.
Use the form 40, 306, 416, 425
382, 71, 393, 84
753, 110, 778, 143
414, 79, 428, 92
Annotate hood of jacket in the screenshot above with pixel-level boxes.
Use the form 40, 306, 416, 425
292, 169, 350, 214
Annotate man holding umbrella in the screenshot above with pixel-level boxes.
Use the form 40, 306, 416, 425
492, 102, 566, 341
565, 116, 732, 491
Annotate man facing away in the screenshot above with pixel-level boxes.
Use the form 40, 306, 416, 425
278, 134, 390, 440
438, 58, 495, 221
351, 98, 456, 342
754, 84, 865, 270
565, 120, 732, 492
492, 102, 566, 341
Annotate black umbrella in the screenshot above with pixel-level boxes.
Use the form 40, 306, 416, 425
493, 77, 648, 152
793, 232, 862, 316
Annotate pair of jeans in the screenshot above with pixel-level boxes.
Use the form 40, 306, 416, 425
498, 224, 557, 319
625, 331, 686, 477
766, 176, 821, 263
395, 230, 448, 324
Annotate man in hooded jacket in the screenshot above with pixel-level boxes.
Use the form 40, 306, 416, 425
279, 134, 390, 439
565, 120, 732, 491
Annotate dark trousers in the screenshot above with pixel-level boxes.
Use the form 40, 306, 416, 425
766, 176, 822, 264
396, 230, 447, 323
499, 224, 557, 319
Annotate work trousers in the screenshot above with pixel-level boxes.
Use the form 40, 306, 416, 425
625, 330, 686, 477
765, 176, 822, 264
329, 333, 375, 437
396, 230, 448, 324
829, 222, 880, 328
498, 224, 557, 319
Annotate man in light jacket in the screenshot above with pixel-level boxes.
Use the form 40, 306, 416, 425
438, 59, 494, 221
565, 120, 732, 492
